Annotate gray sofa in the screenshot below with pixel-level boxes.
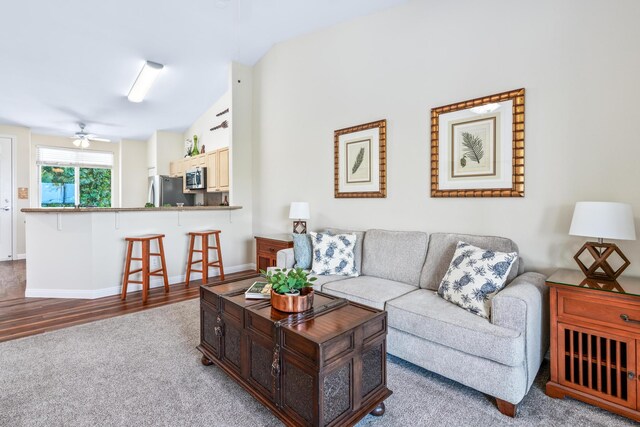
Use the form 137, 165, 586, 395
276, 229, 549, 417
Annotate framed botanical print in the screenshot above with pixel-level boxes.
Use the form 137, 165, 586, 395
431, 88, 525, 197
334, 119, 386, 198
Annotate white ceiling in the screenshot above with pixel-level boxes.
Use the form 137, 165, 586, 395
0, 0, 408, 141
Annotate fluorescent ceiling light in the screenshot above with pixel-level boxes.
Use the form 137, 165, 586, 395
127, 61, 164, 103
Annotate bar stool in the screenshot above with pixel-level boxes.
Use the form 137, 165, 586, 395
121, 234, 169, 303
185, 230, 224, 286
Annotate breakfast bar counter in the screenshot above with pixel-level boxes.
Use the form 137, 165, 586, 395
22, 206, 251, 299
22, 206, 242, 213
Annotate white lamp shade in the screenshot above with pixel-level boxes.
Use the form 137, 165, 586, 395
289, 202, 310, 220
569, 201, 636, 241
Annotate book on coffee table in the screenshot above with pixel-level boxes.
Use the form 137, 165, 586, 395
245, 281, 272, 299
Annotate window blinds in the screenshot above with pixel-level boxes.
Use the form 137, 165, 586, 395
36, 146, 114, 168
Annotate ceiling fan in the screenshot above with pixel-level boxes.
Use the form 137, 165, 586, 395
70, 123, 110, 148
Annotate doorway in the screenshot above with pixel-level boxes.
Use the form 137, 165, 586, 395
0, 136, 13, 261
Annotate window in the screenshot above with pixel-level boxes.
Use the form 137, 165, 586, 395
37, 146, 113, 207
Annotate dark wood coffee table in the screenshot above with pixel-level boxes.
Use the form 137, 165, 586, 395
197, 278, 391, 426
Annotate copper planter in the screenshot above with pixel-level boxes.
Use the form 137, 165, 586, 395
271, 288, 314, 313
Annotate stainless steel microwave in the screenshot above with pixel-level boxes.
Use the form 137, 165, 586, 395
185, 168, 206, 190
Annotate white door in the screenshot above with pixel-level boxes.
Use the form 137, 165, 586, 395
0, 137, 12, 261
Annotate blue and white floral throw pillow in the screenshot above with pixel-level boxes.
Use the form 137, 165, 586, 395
437, 241, 518, 319
310, 232, 358, 276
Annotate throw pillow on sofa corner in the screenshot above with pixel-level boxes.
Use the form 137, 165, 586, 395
292, 233, 313, 270
437, 241, 518, 319
310, 232, 358, 276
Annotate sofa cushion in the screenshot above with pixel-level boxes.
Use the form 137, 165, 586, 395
386, 289, 524, 366
308, 274, 349, 292
292, 233, 313, 270
437, 241, 518, 319
420, 233, 520, 290
361, 229, 428, 286
325, 228, 365, 274
310, 232, 358, 276
322, 276, 416, 310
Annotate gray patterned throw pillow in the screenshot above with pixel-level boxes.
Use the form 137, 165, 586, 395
292, 233, 312, 270
437, 241, 518, 319
310, 232, 358, 276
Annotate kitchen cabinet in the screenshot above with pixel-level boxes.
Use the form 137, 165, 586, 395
170, 149, 228, 193
204, 148, 229, 192
217, 148, 229, 191
206, 151, 218, 191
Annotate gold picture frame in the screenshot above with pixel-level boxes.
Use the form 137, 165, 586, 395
334, 120, 387, 198
431, 88, 525, 197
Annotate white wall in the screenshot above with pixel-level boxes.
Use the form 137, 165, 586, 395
30, 134, 121, 208
183, 89, 231, 153
251, 0, 640, 276
156, 131, 184, 176
146, 131, 157, 175
146, 130, 184, 176
120, 138, 148, 207
0, 124, 30, 257
230, 62, 255, 264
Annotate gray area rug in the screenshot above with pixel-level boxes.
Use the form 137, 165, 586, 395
0, 299, 634, 427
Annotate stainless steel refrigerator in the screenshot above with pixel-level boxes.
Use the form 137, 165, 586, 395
148, 175, 194, 207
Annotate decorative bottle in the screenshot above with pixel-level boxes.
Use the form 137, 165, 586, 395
191, 135, 200, 156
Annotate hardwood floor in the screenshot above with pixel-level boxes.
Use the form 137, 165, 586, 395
0, 260, 257, 343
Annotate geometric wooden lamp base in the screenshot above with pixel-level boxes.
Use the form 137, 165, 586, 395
292, 220, 307, 234
574, 241, 630, 280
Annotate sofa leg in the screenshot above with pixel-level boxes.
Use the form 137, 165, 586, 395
495, 398, 517, 417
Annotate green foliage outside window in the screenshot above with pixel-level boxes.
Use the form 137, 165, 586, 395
80, 168, 111, 207
40, 166, 75, 207
40, 166, 111, 207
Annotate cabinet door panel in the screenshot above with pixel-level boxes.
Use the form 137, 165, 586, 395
206, 151, 218, 191
218, 148, 229, 191
558, 322, 636, 409
201, 302, 221, 358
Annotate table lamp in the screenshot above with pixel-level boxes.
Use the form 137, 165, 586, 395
569, 201, 636, 280
289, 202, 310, 234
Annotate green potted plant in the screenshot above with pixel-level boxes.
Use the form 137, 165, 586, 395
260, 268, 317, 313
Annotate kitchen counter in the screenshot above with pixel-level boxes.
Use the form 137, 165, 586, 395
21, 206, 241, 213
22, 206, 252, 299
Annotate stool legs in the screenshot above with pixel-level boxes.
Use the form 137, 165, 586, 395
141, 239, 150, 303
186, 235, 195, 287
185, 231, 225, 286
122, 235, 168, 303
214, 232, 225, 281
157, 237, 170, 293
201, 235, 209, 283
121, 241, 134, 300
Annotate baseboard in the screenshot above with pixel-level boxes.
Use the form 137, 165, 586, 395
24, 263, 257, 299
14, 253, 26, 260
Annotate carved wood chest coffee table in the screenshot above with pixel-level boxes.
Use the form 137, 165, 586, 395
198, 278, 392, 426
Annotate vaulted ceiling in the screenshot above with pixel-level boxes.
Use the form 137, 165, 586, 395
0, 0, 408, 141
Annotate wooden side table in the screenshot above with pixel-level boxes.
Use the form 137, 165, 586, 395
254, 234, 293, 273
546, 269, 640, 422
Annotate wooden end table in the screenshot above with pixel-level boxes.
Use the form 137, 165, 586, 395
255, 234, 294, 273
546, 269, 640, 422
198, 278, 391, 426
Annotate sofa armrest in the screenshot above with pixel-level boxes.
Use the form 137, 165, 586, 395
276, 248, 295, 269
491, 272, 549, 396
